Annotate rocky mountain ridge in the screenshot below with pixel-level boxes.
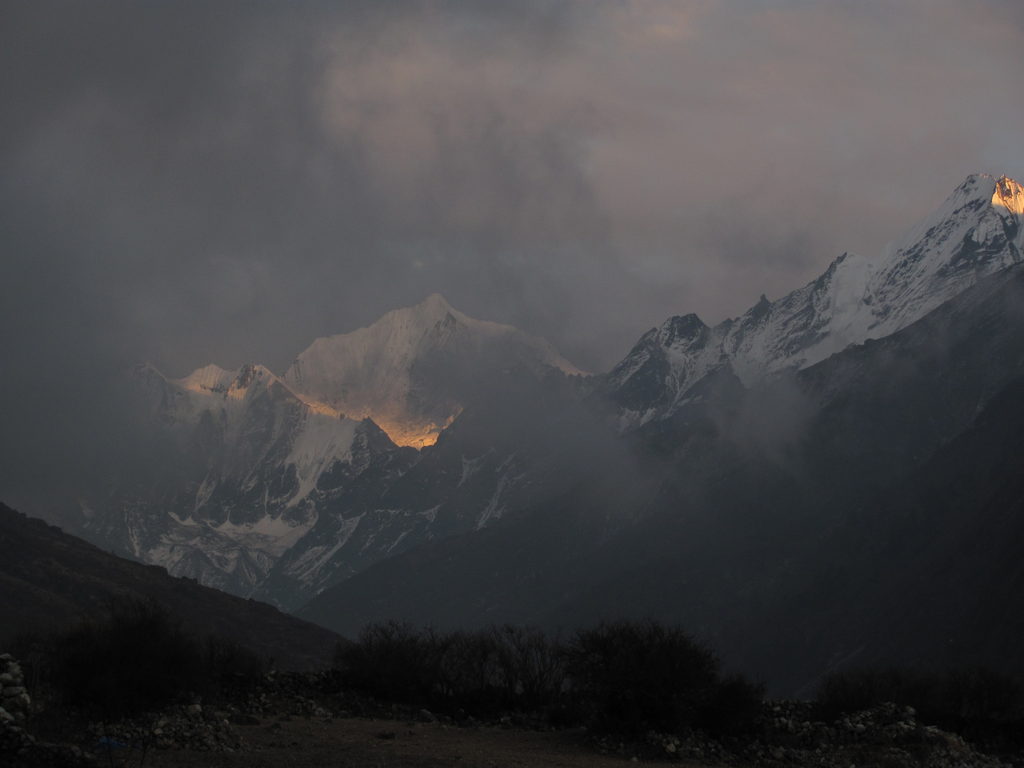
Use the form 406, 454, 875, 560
302, 260, 1024, 693
72, 297, 585, 607
607, 173, 1024, 427
64, 171, 1024, 665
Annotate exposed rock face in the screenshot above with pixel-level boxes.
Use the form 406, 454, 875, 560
67, 296, 586, 608
607, 173, 1024, 428
82, 361, 395, 599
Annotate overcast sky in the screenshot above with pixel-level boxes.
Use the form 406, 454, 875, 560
3, 0, 1023, 391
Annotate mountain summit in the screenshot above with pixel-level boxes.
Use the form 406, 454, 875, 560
283, 293, 584, 447
608, 173, 1024, 425
992, 174, 1024, 214
72, 298, 583, 599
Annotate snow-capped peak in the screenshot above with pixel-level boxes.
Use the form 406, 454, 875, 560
656, 314, 709, 346
172, 362, 282, 401
610, 172, 1024, 426
862, 173, 1023, 336
993, 174, 1024, 215
417, 292, 455, 316
144, 294, 581, 449
888, 173, 1019, 253
225, 363, 280, 400
282, 295, 584, 447
174, 363, 237, 394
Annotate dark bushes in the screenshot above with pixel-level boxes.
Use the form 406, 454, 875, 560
336, 621, 443, 704
436, 629, 503, 712
563, 620, 762, 736
23, 599, 267, 720
335, 622, 564, 716
439, 625, 566, 715
201, 634, 267, 699
490, 625, 565, 713
49, 600, 204, 719
333, 619, 762, 737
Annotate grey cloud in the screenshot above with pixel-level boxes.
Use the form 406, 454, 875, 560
2, 0, 1023, 508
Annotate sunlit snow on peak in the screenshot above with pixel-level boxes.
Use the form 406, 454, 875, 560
174, 363, 237, 393
281, 294, 585, 448
611, 171, 1024, 428
992, 175, 1024, 215
374, 409, 463, 449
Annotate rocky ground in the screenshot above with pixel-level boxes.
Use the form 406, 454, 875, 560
2, 656, 1020, 768
144, 716, 674, 768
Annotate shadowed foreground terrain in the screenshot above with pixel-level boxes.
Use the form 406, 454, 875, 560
5, 615, 1021, 768
0, 503, 338, 669
12, 678, 1017, 768
144, 716, 691, 768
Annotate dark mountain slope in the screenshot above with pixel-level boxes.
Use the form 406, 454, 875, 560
798, 374, 1024, 683
0, 502, 339, 669
257, 364, 636, 609
300, 265, 1024, 693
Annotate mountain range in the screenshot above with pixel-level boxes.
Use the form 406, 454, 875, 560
68, 295, 585, 606
47, 172, 1024, 692
607, 172, 1024, 425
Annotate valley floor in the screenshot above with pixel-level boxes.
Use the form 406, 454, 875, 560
143, 715, 708, 768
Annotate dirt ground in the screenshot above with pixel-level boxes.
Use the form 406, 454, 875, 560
141, 715, 714, 768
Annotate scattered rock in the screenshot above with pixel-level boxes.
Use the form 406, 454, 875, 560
0, 655, 32, 724
88, 704, 242, 753
739, 700, 1012, 768
0, 653, 96, 766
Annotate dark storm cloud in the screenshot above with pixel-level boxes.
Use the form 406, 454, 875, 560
1, 1, 1023, 506
2, 1, 612, 370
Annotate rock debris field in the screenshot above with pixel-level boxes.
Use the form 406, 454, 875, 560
1, 654, 1020, 768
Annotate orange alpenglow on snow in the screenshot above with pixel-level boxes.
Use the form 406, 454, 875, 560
173, 294, 584, 450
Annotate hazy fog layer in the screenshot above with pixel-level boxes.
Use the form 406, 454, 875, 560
2, 1, 1023, 507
